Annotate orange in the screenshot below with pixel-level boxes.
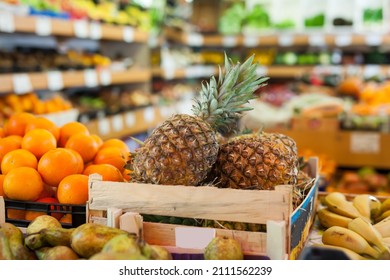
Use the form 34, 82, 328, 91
57, 174, 89, 205
25, 117, 60, 141
0, 135, 23, 163
91, 134, 103, 149
3, 167, 43, 201
65, 133, 99, 163
58, 122, 89, 147
0, 127, 4, 138
25, 197, 63, 221
0, 174, 5, 197
67, 149, 84, 174
37, 183, 56, 199
3, 112, 36, 136
38, 148, 82, 187
60, 213, 72, 224
7, 209, 26, 220
122, 168, 131, 182
21, 128, 57, 159
1, 149, 38, 175
100, 138, 130, 155
93, 146, 127, 172
83, 164, 124, 182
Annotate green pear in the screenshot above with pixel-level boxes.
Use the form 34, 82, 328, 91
204, 236, 243, 260
26, 215, 62, 235
0, 223, 36, 260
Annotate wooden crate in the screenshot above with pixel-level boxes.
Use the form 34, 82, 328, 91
87, 157, 319, 260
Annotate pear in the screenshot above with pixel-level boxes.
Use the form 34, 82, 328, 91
36, 246, 79, 260
0, 223, 36, 260
89, 252, 148, 260
204, 236, 243, 260
26, 215, 62, 235
101, 234, 142, 256
25, 228, 75, 250
141, 243, 172, 260
70, 223, 130, 258
0, 229, 13, 260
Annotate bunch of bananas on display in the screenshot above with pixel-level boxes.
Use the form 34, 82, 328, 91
314, 192, 390, 260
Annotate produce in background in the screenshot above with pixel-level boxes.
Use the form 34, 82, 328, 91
314, 192, 390, 260
129, 54, 269, 186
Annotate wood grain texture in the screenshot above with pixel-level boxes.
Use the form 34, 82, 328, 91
89, 180, 291, 224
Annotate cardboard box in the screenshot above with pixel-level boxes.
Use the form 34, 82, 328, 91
87, 158, 319, 260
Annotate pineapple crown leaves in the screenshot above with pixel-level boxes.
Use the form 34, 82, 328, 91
192, 53, 269, 134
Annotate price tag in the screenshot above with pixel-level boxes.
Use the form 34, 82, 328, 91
364, 65, 381, 78
0, 12, 15, 33
346, 65, 361, 76
350, 132, 380, 154
123, 26, 134, 43
309, 35, 326, 46
185, 65, 203, 78
99, 69, 111, 86
278, 34, 294, 46
84, 69, 98, 88
175, 227, 215, 249
203, 65, 217, 77
89, 22, 102, 40
335, 34, 352, 47
256, 66, 268, 76
143, 107, 155, 123
222, 36, 237, 47
125, 112, 135, 126
35, 16, 51, 36
111, 114, 123, 132
176, 99, 193, 114
187, 33, 203, 46
47, 71, 63, 91
243, 35, 259, 47
163, 66, 176, 80
98, 118, 110, 136
73, 20, 89, 38
365, 34, 382, 46
159, 106, 174, 118
12, 74, 32, 94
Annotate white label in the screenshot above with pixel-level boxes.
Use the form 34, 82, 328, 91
111, 114, 123, 132
89, 22, 102, 40
185, 65, 203, 78
35, 16, 51, 36
143, 107, 155, 123
125, 112, 136, 126
12, 74, 32, 94
163, 66, 176, 80
309, 35, 326, 46
123, 26, 134, 43
187, 33, 204, 46
47, 71, 63, 91
98, 118, 110, 135
222, 36, 237, 47
278, 34, 294, 46
350, 132, 380, 154
256, 66, 268, 76
159, 106, 174, 118
148, 35, 159, 48
175, 227, 215, 249
335, 35, 352, 47
0, 12, 15, 33
364, 65, 381, 78
243, 35, 259, 47
365, 34, 382, 46
313, 65, 342, 75
346, 65, 361, 76
99, 69, 111, 86
73, 20, 89, 38
84, 69, 98, 88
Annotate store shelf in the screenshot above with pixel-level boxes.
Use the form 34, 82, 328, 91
268, 128, 390, 169
153, 64, 390, 80
0, 14, 149, 43
0, 68, 151, 94
165, 27, 390, 47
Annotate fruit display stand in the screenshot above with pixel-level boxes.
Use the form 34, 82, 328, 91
86, 157, 319, 260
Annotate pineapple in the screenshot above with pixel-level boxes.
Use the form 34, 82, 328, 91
129, 55, 268, 185
213, 132, 299, 190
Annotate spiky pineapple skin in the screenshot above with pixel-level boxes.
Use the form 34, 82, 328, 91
132, 114, 219, 185
214, 132, 299, 190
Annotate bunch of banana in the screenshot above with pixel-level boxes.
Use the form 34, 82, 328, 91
314, 192, 390, 260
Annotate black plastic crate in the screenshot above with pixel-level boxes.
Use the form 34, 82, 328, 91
4, 199, 86, 229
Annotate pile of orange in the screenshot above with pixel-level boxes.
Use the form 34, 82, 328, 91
0, 112, 131, 223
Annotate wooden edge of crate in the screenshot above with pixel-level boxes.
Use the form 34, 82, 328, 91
88, 175, 292, 225
0, 196, 5, 224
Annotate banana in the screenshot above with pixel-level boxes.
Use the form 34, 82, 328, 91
375, 210, 390, 224
374, 216, 390, 238
322, 226, 381, 259
310, 243, 370, 260
352, 194, 371, 221
348, 217, 390, 258
369, 196, 382, 220
380, 198, 390, 214
323, 192, 367, 221
317, 208, 353, 229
